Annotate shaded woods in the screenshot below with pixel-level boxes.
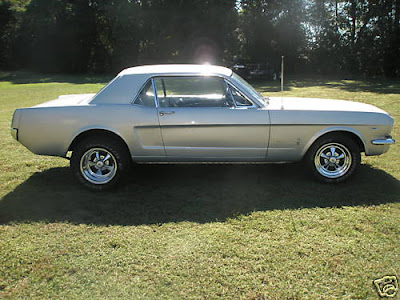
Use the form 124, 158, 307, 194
0, 0, 399, 76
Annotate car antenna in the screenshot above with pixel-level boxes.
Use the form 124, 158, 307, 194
281, 55, 284, 110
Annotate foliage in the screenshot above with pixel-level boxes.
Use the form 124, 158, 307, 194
237, 0, 308, 74
306, 0, 400, 77
0, 0, 399, 75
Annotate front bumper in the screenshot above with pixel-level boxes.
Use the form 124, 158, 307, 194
371, 137, 395, 145
11, 128, 18, 140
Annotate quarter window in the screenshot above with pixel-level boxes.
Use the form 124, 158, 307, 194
229, 84, 253, 106
154, 77, 234, 108
133, 81, 155, 107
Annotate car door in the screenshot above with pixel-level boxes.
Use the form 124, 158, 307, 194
154, 76, 270, 160
130, 80, 165, 159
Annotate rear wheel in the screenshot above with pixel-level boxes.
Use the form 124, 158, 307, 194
306, 135, 360, 183
70, 136, 130, 191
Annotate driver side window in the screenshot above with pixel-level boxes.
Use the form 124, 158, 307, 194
154, 76, 234, 108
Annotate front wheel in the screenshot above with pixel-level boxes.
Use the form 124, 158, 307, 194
70, 136, 130, 191
305, 135, 360, 183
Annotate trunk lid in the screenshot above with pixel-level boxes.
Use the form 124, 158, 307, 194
33, 93, 96, 108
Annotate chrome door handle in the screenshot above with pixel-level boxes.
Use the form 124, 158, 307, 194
159, 111, 175, 116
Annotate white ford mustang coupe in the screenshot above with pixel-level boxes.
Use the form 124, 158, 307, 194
11, 64, 395, 190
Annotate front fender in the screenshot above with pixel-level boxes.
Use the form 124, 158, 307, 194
301, 126, 366, 158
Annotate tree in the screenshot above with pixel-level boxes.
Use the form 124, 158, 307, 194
238, 0, 307, 72
137, 0, 238, 65
0, 0, 398, 76
0, 0, 30, 69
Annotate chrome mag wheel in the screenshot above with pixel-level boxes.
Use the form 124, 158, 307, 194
80, 148, 118, 184
314, 142, 352, 179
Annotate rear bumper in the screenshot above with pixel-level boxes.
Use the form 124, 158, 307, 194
11, 128, 18, 140
371, 137, 395, 145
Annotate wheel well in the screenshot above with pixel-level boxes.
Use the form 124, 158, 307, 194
312, 131, 365, 153
68, 129, 130, 155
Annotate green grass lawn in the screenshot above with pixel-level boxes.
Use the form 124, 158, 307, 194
0, 71, 399, 299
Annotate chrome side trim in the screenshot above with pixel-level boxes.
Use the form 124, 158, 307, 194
151, 77, 159, 108
159, 123, 265, 128
11, 128, 18, 140
164, 146, 268, 151
371, 138, 395, 145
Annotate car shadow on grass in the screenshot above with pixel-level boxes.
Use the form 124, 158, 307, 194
0, 163, 399, 225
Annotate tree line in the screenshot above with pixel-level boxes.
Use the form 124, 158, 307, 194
0, 0, 399, 77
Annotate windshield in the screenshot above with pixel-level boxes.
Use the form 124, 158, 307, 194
231, 72, 265, 104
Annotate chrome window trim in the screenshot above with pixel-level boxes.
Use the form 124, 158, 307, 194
151, 77, 160, 108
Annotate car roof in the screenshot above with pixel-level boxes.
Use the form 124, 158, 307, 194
118, 64, 233, 77
92, 64, 236, 105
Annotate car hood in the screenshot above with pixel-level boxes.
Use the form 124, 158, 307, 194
267, 97, 388, 115
33, 93, 96, 108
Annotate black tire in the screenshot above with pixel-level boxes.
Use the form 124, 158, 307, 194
70, 136, 130, 191
305, 135, 361, 183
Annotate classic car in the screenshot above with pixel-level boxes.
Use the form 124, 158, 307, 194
11, 64, 395, 190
